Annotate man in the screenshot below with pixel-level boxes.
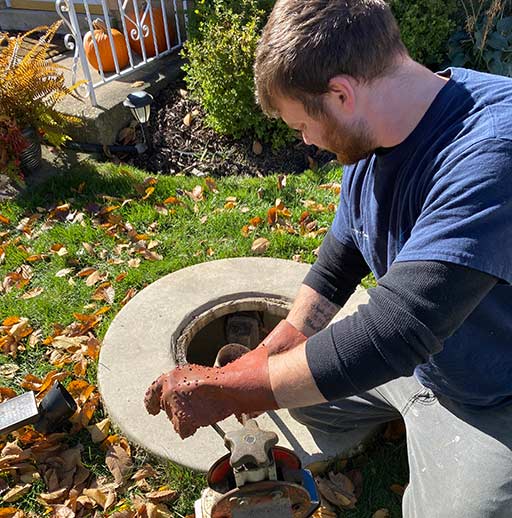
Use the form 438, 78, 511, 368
145, 1, 512, 516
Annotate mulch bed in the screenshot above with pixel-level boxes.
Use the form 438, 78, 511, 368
129, 82, 335, 176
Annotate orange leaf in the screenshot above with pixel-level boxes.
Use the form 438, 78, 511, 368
0, 387, 17, 401
0, 214, 11, 225
25, 254, 44, 263
3, 316, 20, 326
142, 187, 155, 200
267, 207, 277, 225
67, 380, 90, 398
249, 216, 262, 227
163, 196, 181, 205
20, 373, 42, 391
115, 272, 128, 283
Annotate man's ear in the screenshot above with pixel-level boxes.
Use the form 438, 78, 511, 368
327, 76, 356, 114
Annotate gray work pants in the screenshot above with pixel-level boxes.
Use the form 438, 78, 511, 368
289, 376, 512, 518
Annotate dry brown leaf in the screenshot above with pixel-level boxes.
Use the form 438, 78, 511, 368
91, 284, 115, 304
205, 177, 218, 193
82, 487, 116, 510
183, 112, 193, 126
373, 509, 390, 518
145, 488, 179, 504
252, 140, 263, 155
390, 483, 406, 496
2, 483, 31, 502
120, 287, 137, 306
82, 242, 95, 255
163, 196, 181, 205
115, 272, 128, 283
0, 363, 20, 379
87, 418, 111, 443
0, 214, 11, 225
127, 258, 141, 268
77, 267, 97, 278
249, 216, 262, 227
0, 508, 24, 518
251, 237, 270, 255
55, 268, 73, 278
267, 207, 278, 225
132, 465, 158, 481
52, 506, 75, 518
20, 287, 44, 299
37, 487, 68, 504
106, 443, 133, 487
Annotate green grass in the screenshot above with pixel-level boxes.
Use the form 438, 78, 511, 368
0, 160, 404, 517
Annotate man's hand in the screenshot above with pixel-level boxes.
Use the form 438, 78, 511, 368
144, 346, 279, 438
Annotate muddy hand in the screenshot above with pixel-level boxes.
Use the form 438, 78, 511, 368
143, 346, 279, 439
260, 319, 307, 355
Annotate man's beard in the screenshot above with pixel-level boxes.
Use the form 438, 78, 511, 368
321, 113, 376, 165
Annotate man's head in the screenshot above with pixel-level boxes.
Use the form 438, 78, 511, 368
255, 0, 408, 163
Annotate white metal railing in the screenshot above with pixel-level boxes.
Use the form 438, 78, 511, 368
56, 0, 188, 106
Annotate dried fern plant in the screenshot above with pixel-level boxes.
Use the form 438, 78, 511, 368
0, 21, 85, 147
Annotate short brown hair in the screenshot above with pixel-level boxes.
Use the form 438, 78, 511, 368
255, 0, 407, 117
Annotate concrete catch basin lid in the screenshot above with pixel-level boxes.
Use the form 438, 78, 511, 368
98, 257, 371, 472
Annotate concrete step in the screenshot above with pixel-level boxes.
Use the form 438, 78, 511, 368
0, 8, 92, 33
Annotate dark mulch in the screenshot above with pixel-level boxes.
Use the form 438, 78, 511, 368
130, 82, 335, 176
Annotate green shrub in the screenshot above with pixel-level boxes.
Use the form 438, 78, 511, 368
448, 0, 512, 76
390, 0, 459, 67
182, 0, 294, 149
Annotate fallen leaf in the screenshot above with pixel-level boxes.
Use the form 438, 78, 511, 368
55, 268, 73, 278
77, 267, 97, 278
116, 272, 128, 283
132, 465, 158, 481
373, 509, 390, 518
0, 508, 24, 518
145, 488, 179, 504
120, 287, 137, 306
37, 487, 68, 504
267, 207, 278, 225
0, 363, 19, 378
390, 483, 406, 496
252, 140, 263, 155
251, 237, 270, 255
85, 270, 105, 287
163, 196, 181, 205
106, 443, 133, 487
87, 418, 111, 443
20, 287, 44, 299
205, 177, 218, 193
0, 214, 11, 225
91, 283, 115, 304
257, 187, 264, 199
127, 258, 141, 268
249, 216, 262, 227
277, 174, 287, 190
2, 483, 31, 502
183, 113, 193, 126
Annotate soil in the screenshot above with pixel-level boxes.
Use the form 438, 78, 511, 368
129, 82, 336, 177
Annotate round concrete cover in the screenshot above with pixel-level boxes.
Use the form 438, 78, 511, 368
99, 257, 371, 472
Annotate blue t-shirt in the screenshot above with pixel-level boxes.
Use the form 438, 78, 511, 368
332, 67, 512, 407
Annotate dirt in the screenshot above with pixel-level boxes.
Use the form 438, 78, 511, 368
129, 82, 335, 177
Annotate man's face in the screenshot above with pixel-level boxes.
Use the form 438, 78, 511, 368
276, 95, 376, 165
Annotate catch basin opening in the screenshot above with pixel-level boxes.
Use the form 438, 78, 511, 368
173, 297, 291, 366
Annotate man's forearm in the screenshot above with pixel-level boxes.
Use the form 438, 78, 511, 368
268, 340, 327, 408
286, 284, 341, 337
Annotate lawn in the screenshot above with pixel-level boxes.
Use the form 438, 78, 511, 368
0, 160, 407, 518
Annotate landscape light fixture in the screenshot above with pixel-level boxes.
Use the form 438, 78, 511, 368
0, 381, 77, 435
123, 91, 154, 153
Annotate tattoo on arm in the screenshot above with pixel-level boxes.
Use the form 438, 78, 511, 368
303, 299, 339, 334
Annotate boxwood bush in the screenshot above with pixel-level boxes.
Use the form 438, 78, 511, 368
182, 0, 294, 149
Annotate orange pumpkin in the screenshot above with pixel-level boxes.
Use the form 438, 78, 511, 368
83, 19, 129, 73
125, 7, 174, 58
